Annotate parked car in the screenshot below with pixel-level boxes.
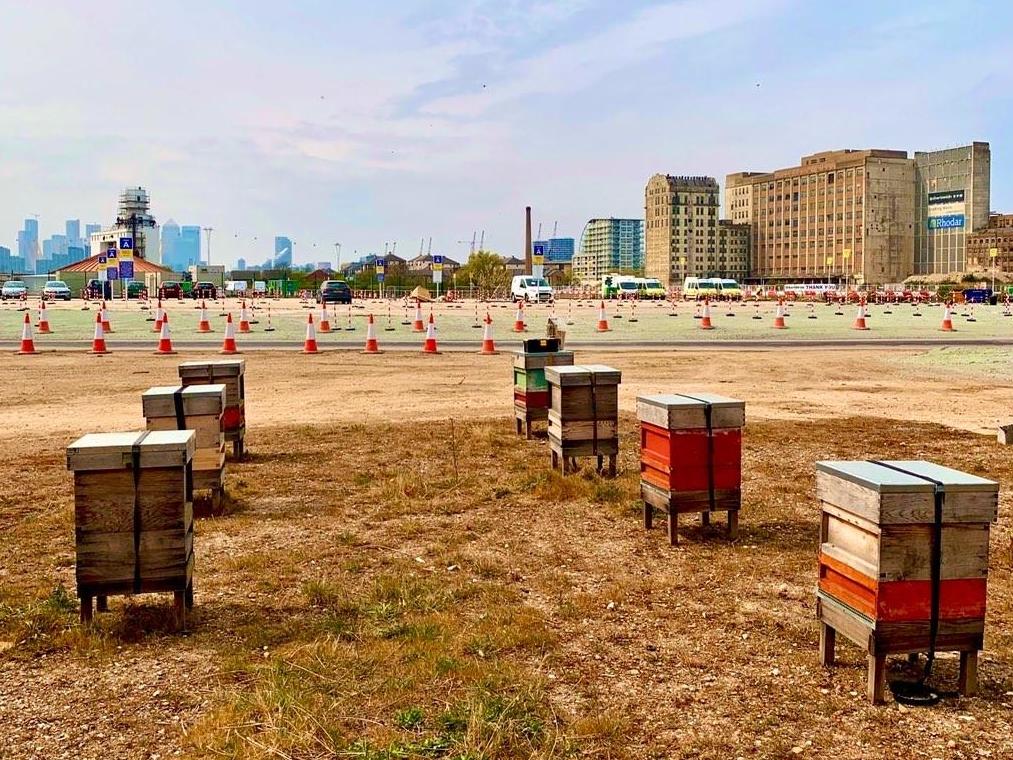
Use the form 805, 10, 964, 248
1, 280, 27, 300
319, 280, 352, 304
159, 281, 183, 299
511, 275, 554, 303
43, 280, 72, 301
126, 281, 148, 299
191, 281, 218, 299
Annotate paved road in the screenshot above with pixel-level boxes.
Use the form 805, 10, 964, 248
4, 337, 1013, 351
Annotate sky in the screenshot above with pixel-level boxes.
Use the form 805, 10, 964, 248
1, 0, 1012, 268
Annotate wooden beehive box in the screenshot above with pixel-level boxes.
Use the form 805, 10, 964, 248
545, 364, 621, 475
67, 430, 196, 626
638, 393, 745, 544
513, 348, 574, 438
143, 384, 227, 495
815, 459, 998, 703
178, 359, 246, 457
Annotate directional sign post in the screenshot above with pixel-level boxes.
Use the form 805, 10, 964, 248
376, 258, 386, 299
532, 243, 545, 279
432, 255, 443, 300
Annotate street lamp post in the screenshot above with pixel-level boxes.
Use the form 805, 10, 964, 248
990, 247, 998, 294
334, 242, 341, 273
203, 227, 218, 286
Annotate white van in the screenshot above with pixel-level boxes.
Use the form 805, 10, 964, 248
511, 275, 554, 303
682, 277, 719, 301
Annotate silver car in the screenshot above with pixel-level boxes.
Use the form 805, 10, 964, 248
1, 280, 27, 300
43, 280, 72, 301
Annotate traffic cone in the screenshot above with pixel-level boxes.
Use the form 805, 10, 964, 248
239, 300, 252, 333
15, 313, 38, 355
596, 301, 611, 332
302, 313, 320, 353
317, 301, 331, 333
154, 312, 177, 354
362, 314, 382, 354
412, 299, 425, 332
479, 312, 499, 355
940, 303, 955, 332
221, 313, 240, 354
422, 312, 440, 354
197, 300, 213, 333
773, 300, 787, 329
101, 301, 113, 333
36, 299, 52, 334
852, 300, 869, 330
699, 298, 714, 330
153, 299, 164, 331
512, 301, 526, 332
90, 312, 110, 355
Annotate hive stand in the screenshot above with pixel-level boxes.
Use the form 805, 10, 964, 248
814, 459, 997, 704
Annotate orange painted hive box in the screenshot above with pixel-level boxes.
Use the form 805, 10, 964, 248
816, 460, 997, 646
637, 393, 744, 512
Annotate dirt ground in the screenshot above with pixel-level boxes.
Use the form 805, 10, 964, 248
2, 348, 1013, 759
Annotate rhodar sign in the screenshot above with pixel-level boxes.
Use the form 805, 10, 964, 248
432, 254, 443, 284
533, 243, 545, 267
376, 258, 385, 283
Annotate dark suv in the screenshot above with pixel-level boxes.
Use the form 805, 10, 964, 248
319, 280, 352, 304
159, 281, 183, 299
192, 281, 218, 299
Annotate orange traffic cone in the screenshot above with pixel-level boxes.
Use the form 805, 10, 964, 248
940, 303, 955, 332
422, 312, 440, 354
153, 299, 163, 332
154, 312, 177, 354
852, 299, 869, 331
239, 300, 252, 333
15, 312, 38, 355
90, 312, 110, 355
302, 313, 320, 353
362, 314, 382, 354
596, 301, 611, 332
773, 300, 787, 329
197, 300, 213, 333
101, 300, 113, 333
412, 299, 425, 332
221, 313, 240, 354
700, 298, 714, 330
512, 301, 526, 332
479, 312, 499, 355
37, 299, 52, 334
317, 301, 331, 333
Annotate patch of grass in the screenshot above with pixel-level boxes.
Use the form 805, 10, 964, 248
0, 585, 81, 657
394, 706, 425, 731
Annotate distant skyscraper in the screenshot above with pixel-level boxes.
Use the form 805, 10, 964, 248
161, 220, 181, 269
85, 223, 101, 238
572, 218, 644, 283
179, 226, 202, 268
274, 236, 293, 268
65, 219, 81, 246
236, 258, 247, 271
18, 218, 39, 269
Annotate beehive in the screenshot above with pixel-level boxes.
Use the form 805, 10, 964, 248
638, 393, 744, 545
67, 430, 196, 627
513, 342, 574, 439
143, 384, 227, 499
545, 364, 621, 476
815, 460, 998, 703
178, 359, 246, 458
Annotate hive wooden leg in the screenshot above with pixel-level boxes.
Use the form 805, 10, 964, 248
173, 590, 187, 631
728, 510, 739, 540
644, 500, 653, 530
596, 455, 604, 474
96, 595, 108, 613
80, 596, 93, 627
701, 511, 710, 527
515, 417, 522, 436
819, 622, 836, 667
668, 509, 678, 546
525, 420, 532, 440
959, 651, 979, 697
185, 581, 195, 611
867, 653, 886, 704
551, 450, 559, 472
606, 456, 616, 478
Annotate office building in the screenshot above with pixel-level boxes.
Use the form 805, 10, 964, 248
914, 143, 991, 274
645, 175, 749, 285
274, 236, 293, 268
90, 187, 160, 264
572, 218, 644, 283
727, 144, 990, 285
533, 237, 575, 264
85, 223, 101, 239
18, 218, 39, 270
180, 226, 202, 268
966, 214, 1013, 273
161, 220, 181, 270
236, 257, 247, 271
65, 219, 81, 247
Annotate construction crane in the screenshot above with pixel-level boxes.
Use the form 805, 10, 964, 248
457, 232, 477, 256
552, 221, 558, 238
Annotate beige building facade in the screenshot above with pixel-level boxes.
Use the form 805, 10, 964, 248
966, 214, 1013, 273
645, 174, 749, 286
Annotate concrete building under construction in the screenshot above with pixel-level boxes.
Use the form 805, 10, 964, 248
89, 187, 161, 264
